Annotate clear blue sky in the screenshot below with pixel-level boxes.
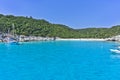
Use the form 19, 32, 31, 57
0, 0, 120, 29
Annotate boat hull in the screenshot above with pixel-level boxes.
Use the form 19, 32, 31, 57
6, 41, 19, 45
110, 49, 120, 54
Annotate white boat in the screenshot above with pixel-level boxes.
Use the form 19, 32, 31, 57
4, 23, 19, 45
110, 49, 120, 54
3, 36, 19, 45
6, 37, 18, 45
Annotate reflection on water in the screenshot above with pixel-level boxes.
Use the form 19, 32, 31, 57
110, 54, 120, 59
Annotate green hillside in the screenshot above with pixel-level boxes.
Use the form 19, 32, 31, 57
0, 14, 120, 38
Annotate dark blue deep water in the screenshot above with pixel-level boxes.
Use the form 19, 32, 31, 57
0, 41, 120, 80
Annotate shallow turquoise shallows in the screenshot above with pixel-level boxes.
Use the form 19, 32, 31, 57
0, 41, 120, 80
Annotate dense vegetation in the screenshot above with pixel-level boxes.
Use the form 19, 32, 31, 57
0, 14, 120, 38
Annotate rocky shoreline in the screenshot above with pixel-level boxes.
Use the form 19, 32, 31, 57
0, 35, 56, 42
0, 34, 120, 42
18, 36, 55, 42
105, 35, 120, 42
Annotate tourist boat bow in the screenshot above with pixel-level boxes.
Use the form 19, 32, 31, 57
110, 49, 120, 54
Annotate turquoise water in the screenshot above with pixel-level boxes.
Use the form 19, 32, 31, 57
0, 41, 120, 80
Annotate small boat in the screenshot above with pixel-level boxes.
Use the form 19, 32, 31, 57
3, 23, 19, 45
3, 36, 19, 45
110, 49, 120, 54
6, 37, 19, 45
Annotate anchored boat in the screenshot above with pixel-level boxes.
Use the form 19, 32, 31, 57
3, 23, 19, 45
110, 49, 120, 54
5, 36, 18, 45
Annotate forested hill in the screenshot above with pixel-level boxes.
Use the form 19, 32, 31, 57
0, 14, 120, 38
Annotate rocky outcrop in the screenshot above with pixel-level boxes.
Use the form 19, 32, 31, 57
106, 35, 120, 41
18, 35, 56, 42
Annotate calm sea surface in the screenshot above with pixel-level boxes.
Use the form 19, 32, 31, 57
0, 41, 120, 80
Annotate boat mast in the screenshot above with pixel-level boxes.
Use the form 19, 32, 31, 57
8, 28, 10, 34
12, 23, 15, 36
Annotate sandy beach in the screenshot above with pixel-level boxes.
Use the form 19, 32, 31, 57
56, 38, 106, 41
